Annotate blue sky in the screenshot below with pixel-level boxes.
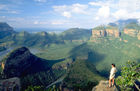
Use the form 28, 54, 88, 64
0, 0, 140, 29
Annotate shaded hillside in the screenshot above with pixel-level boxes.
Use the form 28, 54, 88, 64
0, 47, 57, 90
12, 31, 63, 47
67, 34, 140, 77
0, 22, 15, 39
63, 59, 104, 91
2, 47, 52, 78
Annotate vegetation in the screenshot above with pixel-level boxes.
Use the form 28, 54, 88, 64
124, 23, 140, 30
21, 71, 56, 91
25, 85, 60, 91
0, 46, 6, 52
116, 61, 140, 91
36, 32, 140, 77
63, 59, 104, 91
60, 28, 91, 41
106, 25, 118, 30
0, 21, 140, 90
92, 25, 105, 30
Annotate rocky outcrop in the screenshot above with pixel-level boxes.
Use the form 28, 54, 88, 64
90, 28, 121, 42
2, 47, 52, 78
91, 29, 120, 38
92, 30, 106, 38
124, 28, 140, 40
92, 80, 118, 91
91, 26, 140, 41
137, 32, 140, 40
0, 77, 20, 91
124, 29, 138, 37
106, 29, 120, 37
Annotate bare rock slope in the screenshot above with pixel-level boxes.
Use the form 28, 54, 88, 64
92, 80, 118, 91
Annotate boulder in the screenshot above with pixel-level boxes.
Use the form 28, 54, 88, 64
92, 80, 118, 91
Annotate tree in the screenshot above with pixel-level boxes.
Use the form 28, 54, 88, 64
116, 61, 140, 90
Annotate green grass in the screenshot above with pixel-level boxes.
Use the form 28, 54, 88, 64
36, 42, 82, 60
35, 33, 140, 77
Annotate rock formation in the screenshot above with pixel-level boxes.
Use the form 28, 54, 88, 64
91, 25, 140, 41
92, 80, 118, 91
92, 30, 106, 38
124, 29, 138, 37
106, 29, 120, 37
91, 28, 120, 38
137, 32, 140, 40
90, 26, 121, 42
124, 28, 140, 40
0, 77, 20, 91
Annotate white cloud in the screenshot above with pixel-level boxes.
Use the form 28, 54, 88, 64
34, 0, 46, 3
62, 11, 71, 18
2, 0, 140, 28
112, 9, 128, 19
117, 0, 140, 11
33, 21, 49, 25
89, 0, 140, 22
110, 0, 140, 20
0, 4, 7, 10
95, 16, 99, 20
51, 21, 64, 25
97, 6, 110, 18
0, 10, 19, 14
34, 21, 39, 24
0, 4, 20, 14
88, 1, 113, 7
112, 9, 140, 19
89, 1, 104, 6
53, 3, 88, 18
71, 3, 88, 14
8, 10, 19, 14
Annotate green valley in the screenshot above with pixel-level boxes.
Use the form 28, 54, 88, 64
0, 19, 140, 91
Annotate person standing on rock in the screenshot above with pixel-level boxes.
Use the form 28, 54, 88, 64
109, 64, 117, 87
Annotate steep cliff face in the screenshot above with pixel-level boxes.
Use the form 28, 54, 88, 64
124, 29, 138, 37
91, 24, 140, 41
106, 29, 120, 37
91, 29, 120, 38
92, 30, 106, 38
137, 32, 140, 40
124, 28, 140, 40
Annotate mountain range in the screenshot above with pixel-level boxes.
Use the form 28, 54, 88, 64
0, 18, 140, 90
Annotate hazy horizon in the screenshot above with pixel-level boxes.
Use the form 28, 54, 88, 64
0, 0, 140, 30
